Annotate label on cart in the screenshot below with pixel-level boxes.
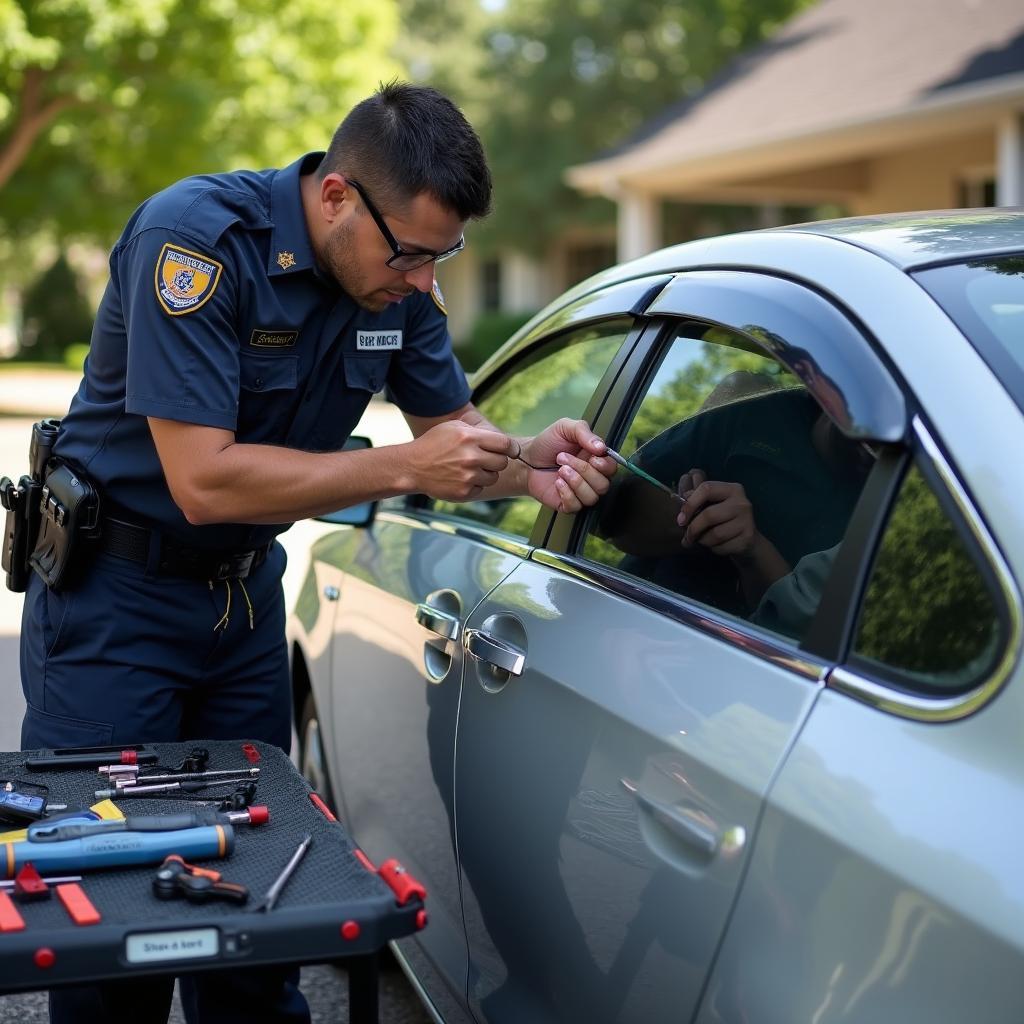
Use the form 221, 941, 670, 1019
125, 927, 219, 963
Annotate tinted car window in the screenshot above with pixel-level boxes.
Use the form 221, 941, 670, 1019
915, 255, 1024, 413
428, 320, 631, 539
850, 462, 1003, 694
582, 324, 874, 642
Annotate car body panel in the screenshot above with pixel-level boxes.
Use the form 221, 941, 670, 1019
318, 515, 525, 999
696, 680, 1024, 1024
454, 560, 821, 1023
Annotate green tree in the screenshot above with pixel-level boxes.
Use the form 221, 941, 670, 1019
474, 0, 815, 254
0, 0, 401, 245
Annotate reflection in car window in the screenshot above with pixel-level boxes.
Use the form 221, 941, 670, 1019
428, 320, 631, 540
915, 255, 1024, 414
582, 324, 874, 642
850, 463, 1002, 694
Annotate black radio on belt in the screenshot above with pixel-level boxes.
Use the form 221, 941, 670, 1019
1, 418, 60, 593
28, 460, 101, 592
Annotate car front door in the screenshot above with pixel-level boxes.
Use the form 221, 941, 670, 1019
326, 317, 635, 1010
454, 276, 907, 1023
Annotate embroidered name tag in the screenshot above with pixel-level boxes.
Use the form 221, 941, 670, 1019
356, 330, 403, 351
250, 329, 298, 348
155, 244, 223, 316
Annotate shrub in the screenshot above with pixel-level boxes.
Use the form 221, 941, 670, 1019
457, 310, 537, 373
19, 255, 94, 363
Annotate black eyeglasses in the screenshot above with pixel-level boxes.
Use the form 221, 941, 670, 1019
346, 178, 465, 272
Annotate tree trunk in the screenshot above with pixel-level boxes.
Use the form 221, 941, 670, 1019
0, 66, 77, 191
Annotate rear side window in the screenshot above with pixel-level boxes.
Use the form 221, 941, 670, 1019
850, 462, 1004, 694
580, 323, 874, 643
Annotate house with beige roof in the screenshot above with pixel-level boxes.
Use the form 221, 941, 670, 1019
568, 0, 1024, 260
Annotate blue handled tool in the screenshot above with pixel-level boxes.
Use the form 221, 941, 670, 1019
2, 823, 234, 878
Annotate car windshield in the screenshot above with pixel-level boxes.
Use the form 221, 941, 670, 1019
915, 254, 1024, 413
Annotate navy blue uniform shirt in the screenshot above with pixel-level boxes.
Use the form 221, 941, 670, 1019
56, 152, 470, 550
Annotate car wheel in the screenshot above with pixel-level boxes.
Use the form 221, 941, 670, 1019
299, 691, 337, 812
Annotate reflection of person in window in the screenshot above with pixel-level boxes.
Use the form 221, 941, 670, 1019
603, 379, 870, 617
750, 543, 841, 637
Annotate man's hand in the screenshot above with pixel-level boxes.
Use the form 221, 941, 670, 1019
676, 471, 758, 556
676, 467, 789, 605
407, 419, 515, 501
522, 418, 613, 513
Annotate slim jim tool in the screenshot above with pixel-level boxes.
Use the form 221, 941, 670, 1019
605, 448, 685, 503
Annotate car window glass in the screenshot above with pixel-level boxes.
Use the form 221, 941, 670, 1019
581, 323, 875, 642
428, 320, 631, 540
850, 462, 1003, 693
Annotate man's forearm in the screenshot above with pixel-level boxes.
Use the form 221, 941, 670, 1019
177, 440, 418, 525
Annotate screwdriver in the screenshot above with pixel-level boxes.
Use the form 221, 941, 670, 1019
106, 768, 261, 786
605, 447, 685, 503
95, 779, 252, 799
253, 833, 311, 912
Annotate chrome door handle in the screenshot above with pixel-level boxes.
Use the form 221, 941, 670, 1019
633, 791, 745, 859
463, 628, 525, 676
323, 585, 340, 601
415, 603, 460, 640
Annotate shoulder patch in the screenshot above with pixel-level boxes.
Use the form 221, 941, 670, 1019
430, 278, 447, 316
155, 243, 224, 316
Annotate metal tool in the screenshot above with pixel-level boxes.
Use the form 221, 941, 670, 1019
0, 874, 81, 890
253, 833, 311, 912
605, 447, 686, 503
26, 745, 158, 771
95, 779, 247, 799
153, 855, 248, 906
1, 823, 234, 878
114, 768, 260, 789
27, 806, 268, 842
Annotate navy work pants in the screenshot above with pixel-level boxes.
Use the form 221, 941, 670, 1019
19, 541, 309, 1024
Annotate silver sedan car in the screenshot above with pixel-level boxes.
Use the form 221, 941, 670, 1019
287, 210, 1024, 1024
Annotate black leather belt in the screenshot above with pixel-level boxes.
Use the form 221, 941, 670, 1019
100, 518, 271, 581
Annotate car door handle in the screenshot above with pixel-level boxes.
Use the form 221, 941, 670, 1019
634, 791, 727, 859
415, 603, 460, 640
463, 628, 526, 676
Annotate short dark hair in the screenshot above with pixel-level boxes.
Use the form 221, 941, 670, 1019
319, 81, 492, 221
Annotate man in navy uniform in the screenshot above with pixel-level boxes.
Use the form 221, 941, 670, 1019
20, 82, 613, 1024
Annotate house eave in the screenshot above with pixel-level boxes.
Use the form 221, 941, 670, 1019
568, 70, 1024, 198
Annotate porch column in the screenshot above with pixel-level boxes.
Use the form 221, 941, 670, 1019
996, 112, 1024, 207
617, 189, 660, 262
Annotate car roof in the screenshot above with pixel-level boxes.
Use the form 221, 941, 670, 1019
482, 209, 1024, 381
779, 208, 1024, 270
587, 209, 1024, 285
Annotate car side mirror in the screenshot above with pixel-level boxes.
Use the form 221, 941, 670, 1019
314, 435, 376, 527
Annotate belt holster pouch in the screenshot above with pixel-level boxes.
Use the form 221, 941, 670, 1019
29, 463, 100, 592
1, 418, 62, 593
0, 474, 33, 592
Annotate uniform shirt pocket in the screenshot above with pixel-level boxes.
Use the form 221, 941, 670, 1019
237, 353, 299, 443
343, 353, 391, 395
240, 353, 299, 393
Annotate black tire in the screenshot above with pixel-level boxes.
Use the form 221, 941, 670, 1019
298, 691, 337, 813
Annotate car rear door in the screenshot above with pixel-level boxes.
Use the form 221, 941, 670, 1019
453, 273, 908, 1023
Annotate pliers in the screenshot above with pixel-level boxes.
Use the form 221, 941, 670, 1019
152, 854, 248, 905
